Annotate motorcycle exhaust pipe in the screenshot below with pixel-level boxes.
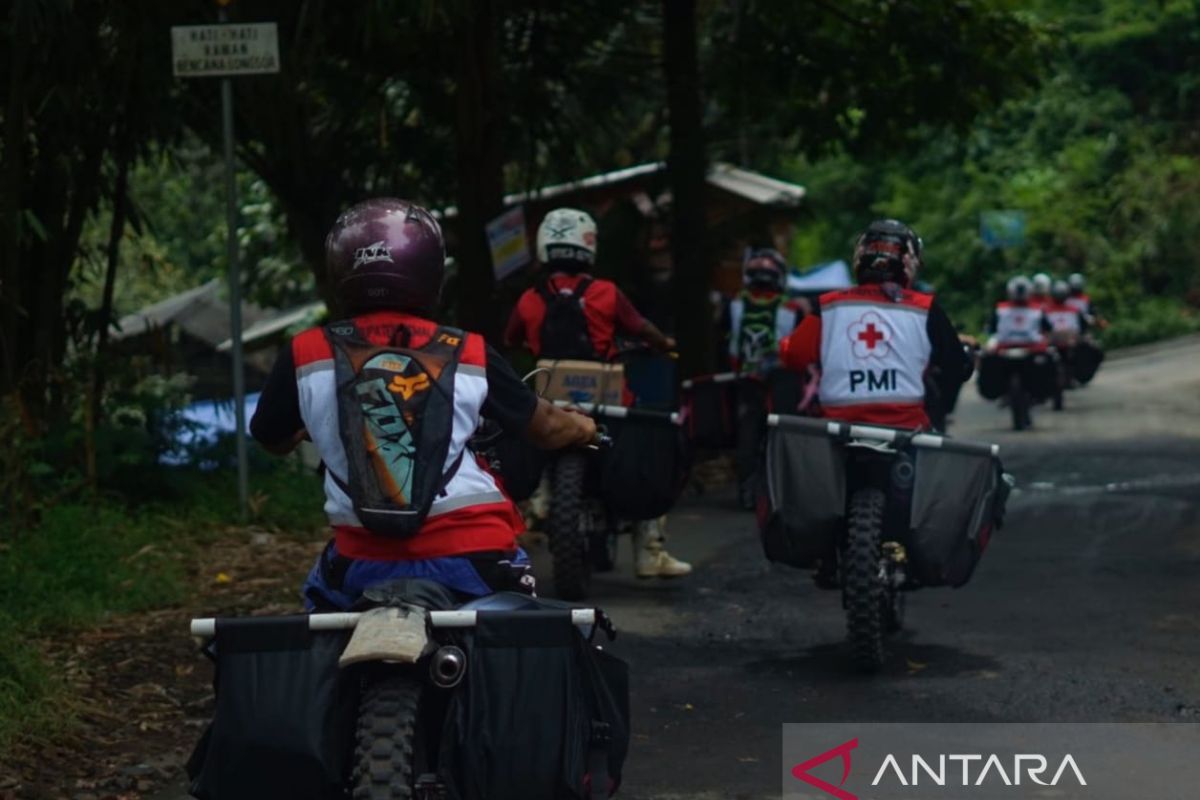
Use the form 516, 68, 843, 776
429, 645, 467, 688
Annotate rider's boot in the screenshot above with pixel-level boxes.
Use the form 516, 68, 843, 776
634, 517, 693, 578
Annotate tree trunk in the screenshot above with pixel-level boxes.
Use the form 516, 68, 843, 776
662, 0, 712, 377
451, 0, 505, 338
0, 1, 30, 401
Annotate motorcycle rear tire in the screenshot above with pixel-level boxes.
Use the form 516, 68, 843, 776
352, 675, 422, 800
1009, 373, 1030, 430
550, 452, 592, 600
844, 488, 887, 673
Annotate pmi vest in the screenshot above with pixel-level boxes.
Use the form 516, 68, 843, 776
1065, 294, 1091, 315
994, 302, 1046, 345
291, 314, 505, 533
818, 286, 932, 410
1044, 304, 1082, 335
729, 293, 798, 375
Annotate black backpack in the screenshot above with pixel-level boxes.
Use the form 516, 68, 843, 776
324, 320, 466, 537
538, 276, 600, 360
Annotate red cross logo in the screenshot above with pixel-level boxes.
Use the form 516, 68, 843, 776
848, 312, 893, 359
858, 323, 884, 350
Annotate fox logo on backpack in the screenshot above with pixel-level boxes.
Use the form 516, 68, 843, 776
324, 321, 466, 537
537, 276, 600, 360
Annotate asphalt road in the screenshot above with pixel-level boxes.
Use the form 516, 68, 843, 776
579, 335, 1200, 799
154, 335, 1200, 800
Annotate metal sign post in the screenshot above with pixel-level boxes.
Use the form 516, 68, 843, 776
171, 7, 279, 518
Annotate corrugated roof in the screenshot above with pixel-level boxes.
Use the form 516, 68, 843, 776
112, 279, 222, 340
217, 300, 325, 352
112, 279, 271, 348
439, 161, 804, 217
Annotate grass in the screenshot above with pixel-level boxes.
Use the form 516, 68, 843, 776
0, 458, 325, 753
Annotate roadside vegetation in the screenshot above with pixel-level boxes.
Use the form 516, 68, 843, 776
785, 1, 1200, 343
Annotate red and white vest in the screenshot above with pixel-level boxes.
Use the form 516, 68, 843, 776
818, 286, 932, 415
1044, 302, 1083, 335
291, 313, 505, 531
1065, 294, 1091, 316
993, 302, 1046, 346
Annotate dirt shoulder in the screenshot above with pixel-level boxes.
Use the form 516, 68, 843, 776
0, 528, 326, 800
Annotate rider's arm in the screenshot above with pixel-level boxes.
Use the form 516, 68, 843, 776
481, 345, 596, 449
614, 287, 676, 352
779, 314, 821, 372
927, 301, 974, 385
250, 344, 306, 456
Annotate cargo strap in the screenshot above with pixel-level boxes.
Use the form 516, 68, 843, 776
588, 720, 613, 799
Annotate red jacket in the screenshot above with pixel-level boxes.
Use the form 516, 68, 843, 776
505, 273, 647, 359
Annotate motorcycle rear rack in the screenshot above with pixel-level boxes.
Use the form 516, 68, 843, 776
767, 413, 1000, 458
190, 608, 597, 639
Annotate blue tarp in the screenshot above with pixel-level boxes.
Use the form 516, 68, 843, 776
786, 260, 853, 295
161, 392, 260, 466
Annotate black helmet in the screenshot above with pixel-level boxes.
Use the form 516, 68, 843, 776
853, 219, 923, 287
742, 248, 788, 292
325, 198, 446, 316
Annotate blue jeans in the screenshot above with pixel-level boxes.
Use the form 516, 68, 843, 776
301, 541, 534, 611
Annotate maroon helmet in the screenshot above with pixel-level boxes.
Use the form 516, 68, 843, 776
325, 198, 446, 315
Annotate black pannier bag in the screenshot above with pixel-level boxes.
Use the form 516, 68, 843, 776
439, 600, 630, 800
489, 430, 548, 502
908, 444, 1008, 588
187, 617, 357, 800
976, 353, 1010, 400
760, 417, 846, 567
599, 412, 691, 520
1024, 351, 1059, 400
681, 374, 737, 449
1071, 341, 1104, 384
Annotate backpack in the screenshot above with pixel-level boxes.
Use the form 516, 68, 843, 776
736, 293, 783, 373
324, 320, 466, 537
538, 276, 600, 360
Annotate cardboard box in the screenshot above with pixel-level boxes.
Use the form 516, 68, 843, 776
536, 359, 625, 406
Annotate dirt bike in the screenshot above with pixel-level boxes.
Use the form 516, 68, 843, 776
537, 344, 686, 600
546, 400, 682, 600
979, 344, 1059, 430
761, 415, 1010, 673
188, 580, 628, 800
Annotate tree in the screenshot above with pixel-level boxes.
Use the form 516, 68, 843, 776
662, 0, 712, 377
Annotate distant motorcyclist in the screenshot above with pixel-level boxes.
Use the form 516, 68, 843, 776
1030, 272, 1052, 309
504, 207, 689, 579
250, 198, 598, 609
504, 207, 674, 360
1066, 272, 1104, 327
1045, 280, 1089, 341
727, 247, 803, 508
988, 276, 1052, 350
779, 220, 972, 430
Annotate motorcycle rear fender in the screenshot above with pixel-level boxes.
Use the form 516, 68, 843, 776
338, 605, 431, 668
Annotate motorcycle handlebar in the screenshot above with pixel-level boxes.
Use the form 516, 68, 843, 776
768, 413, 1000, 458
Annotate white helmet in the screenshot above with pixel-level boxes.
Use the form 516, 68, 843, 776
1052, 279, 1070, 302
1068, 272, 1086, 292
1031, 272, 1052, 295
536, 208, 597, 267
1007, 275, 1032, 301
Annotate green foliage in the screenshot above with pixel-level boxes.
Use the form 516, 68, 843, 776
0, 462, 325, 751
783, 1, 1200, 342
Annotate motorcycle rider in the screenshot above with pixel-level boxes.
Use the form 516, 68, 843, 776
727, 248, 802, 508
1045, 279, 1089, 340
1030, 272, 1053, 309
504, 207, 690, 579
504, 207, 674, 360
988, 276, 1052, 349
779, 219, 972, 430
1066, 272, 1103, 327
250, 198, 599, 609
